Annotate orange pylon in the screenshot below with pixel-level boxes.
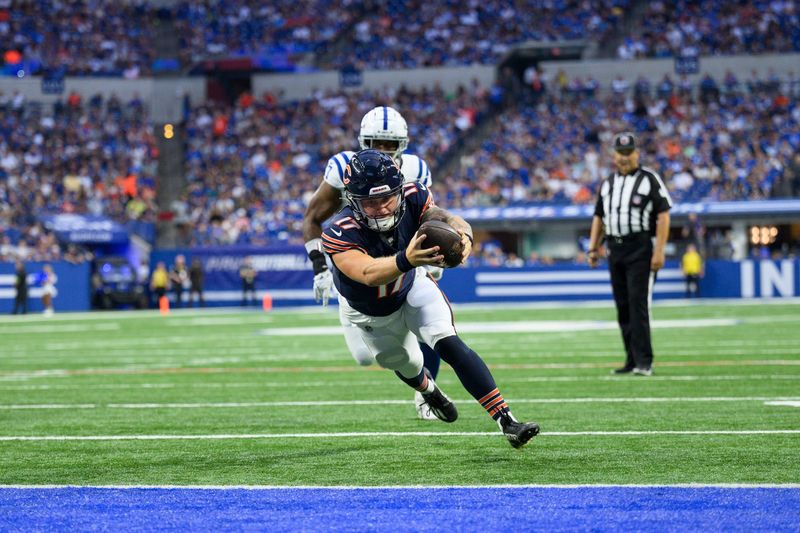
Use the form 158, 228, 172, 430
159, 295, 170, 315
262, 293, 273, 312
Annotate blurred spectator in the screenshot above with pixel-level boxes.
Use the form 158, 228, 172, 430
681, 243, 703, 298
681, 213, 707, 253
40, 264, 57, 316
189, 257, 205, 307
504, 252, 524, 268
240, 256, 257, 306
11, 260, 27, 315
150, 261, 169, 306
170, 255, 189, 308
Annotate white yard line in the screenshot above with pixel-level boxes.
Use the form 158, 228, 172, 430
2, 397, 799, 410
764, 401, 800, 407
1, 430, 799, 442
506, 374, 800, 383
8, 347, 800, 366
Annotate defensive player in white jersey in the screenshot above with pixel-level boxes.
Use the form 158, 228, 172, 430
303, 106, 442, 420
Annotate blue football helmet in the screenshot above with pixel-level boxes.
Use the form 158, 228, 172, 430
344, 149, 406, 232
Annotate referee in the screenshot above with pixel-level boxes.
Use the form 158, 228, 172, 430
587, 132, 672, 376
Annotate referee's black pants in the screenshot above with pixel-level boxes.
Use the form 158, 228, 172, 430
608, 234, 655, 370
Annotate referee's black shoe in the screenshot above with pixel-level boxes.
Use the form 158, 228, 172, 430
611, 365, 635, 375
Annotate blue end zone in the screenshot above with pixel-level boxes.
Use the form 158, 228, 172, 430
1, 487, 799, 531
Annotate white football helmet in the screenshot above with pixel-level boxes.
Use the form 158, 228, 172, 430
358, 106, 409, 162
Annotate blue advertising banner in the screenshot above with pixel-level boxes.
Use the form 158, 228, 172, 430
151, 246, 314, 308
2, 256, 796, 314
437, 259, 800, 303
40, 214, 130, 245
437, 263, 686, 303
0, 261, 91, 313
147, 249, 800, 309
451, 199, 800, 222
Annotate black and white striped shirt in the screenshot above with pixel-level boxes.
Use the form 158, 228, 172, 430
594, 166, 672, 237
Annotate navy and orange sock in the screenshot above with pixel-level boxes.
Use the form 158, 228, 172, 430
478, 388, 511, 420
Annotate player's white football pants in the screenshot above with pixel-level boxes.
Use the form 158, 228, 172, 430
338, 269, 456, 378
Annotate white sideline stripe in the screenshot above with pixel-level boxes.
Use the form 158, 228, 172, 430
3, 484, 800, 489
476, 269, 684, 283
202, 290, 312, 301
2, 374, 799, 391
0, 404, 96, 410
0, 298, 796, 323
476, 282, 686, 297
2, 430, 799, 442
258, 318, 740, 337
0, 323, 120, 334
765, 401, 800, 407
3, 397, 799, 410
508, 374, 800, 383
165, 316, 273, 326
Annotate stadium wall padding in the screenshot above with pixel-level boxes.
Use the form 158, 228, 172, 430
0, 262, 90, 313
150, 247, 800, 307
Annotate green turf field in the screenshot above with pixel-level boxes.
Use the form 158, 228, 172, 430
1, 302, 799, 486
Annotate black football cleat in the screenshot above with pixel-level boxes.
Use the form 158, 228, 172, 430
497, 411, 540, 449
421, 386, 458, 423
611, 366, 635, 375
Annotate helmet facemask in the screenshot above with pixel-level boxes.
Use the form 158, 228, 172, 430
346, 185, 406, 233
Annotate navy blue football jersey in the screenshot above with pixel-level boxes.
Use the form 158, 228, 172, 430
322, 182, 435, 316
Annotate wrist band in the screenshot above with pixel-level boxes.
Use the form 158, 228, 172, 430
308, 249, 328, 275
395, 251, 414, 273
304, 238, 323, 254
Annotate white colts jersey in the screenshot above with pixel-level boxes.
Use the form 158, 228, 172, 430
324, 151, 432, 191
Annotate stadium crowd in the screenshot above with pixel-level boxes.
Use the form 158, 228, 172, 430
177, 81, 490, 246
320, 0, 630, 69
2, 0, 155, 77
171, 0, 358, 66
0, 91, 157, 262
3, 0, 799, 75
0, 71, 799, 257
437, 69, 800, 209
617, 0, 800, 59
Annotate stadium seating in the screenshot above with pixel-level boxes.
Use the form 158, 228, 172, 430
618, 0, 800, 59
0, 93, 156, 261
179, 83, 490, 246
1, 69, 798, 259
4, 0, 798, 75
438, 71, 800, 208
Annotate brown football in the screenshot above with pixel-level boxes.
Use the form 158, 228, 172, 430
418, 220, 464, 268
